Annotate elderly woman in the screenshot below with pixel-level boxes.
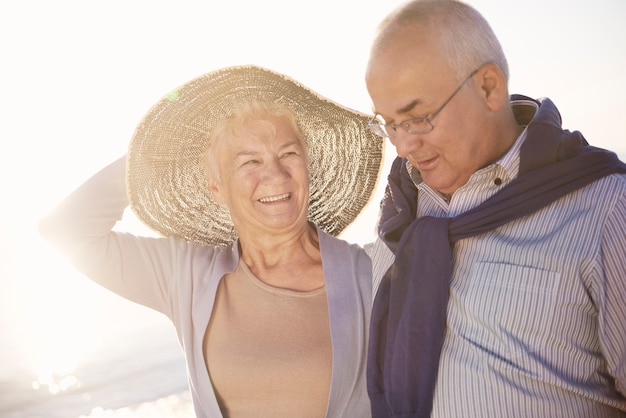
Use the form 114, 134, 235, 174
39, 65, 383, 417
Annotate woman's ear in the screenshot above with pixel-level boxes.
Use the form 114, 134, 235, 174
208, 178, 226, 206
203, 149, 226, 206
476, 62, 507, 111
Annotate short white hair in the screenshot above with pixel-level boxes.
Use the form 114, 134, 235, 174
371, 0, 509, 83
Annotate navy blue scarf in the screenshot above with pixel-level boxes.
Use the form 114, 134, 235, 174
367, 96, 626, 418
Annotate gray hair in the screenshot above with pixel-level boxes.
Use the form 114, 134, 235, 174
371, 0, 509, 83
202, 100, 307, 183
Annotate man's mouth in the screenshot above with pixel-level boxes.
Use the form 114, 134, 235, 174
415, 155, 437, 169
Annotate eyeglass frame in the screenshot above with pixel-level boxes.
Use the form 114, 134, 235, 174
367, 67, 480, 138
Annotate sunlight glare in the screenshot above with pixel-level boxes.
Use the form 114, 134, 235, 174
32, 368, 80, 395
19, 234, 103, 396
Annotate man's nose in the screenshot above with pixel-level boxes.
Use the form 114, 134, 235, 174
390, 130, 419, 158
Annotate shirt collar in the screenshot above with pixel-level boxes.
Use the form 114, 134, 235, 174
497, 98, 539, 180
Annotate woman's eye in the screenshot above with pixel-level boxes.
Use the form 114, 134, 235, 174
281, 151, 300, 158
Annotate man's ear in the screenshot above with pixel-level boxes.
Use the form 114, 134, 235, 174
476, 62, 507, 111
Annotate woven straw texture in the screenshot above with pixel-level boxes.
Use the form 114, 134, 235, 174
127, 65, 384, 247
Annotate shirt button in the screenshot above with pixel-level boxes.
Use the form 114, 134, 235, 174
494, 177, 503, 186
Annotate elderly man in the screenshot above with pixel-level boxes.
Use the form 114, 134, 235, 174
365, 1, 626, 417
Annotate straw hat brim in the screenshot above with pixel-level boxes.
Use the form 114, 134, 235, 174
127, 65, 384, 247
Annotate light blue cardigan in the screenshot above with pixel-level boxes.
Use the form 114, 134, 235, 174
40, 156, 373, 417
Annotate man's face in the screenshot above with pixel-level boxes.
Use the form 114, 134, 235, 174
366, 28, 495, 197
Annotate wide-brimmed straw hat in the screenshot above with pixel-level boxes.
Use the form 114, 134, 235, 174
126, 65, 384, 247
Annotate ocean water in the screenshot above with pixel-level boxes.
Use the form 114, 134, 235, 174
0, 209, 200, 417
0, 316, 194, 418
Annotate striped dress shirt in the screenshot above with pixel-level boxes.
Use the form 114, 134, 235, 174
366, 125, 626, 417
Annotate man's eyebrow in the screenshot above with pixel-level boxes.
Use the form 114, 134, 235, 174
396, 99, 421, 115
374, 99, 422, 118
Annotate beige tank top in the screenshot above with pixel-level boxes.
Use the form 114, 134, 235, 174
204, 261, 332, 417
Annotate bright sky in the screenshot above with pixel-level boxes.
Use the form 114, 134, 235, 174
1, 0, 625, 393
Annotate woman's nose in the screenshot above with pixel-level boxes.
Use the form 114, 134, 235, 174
264, 159, 290, 181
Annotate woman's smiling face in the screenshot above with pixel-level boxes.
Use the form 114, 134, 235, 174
210, 116, 310, 238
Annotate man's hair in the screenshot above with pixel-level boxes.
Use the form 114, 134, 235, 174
371, 0, 509, 82
202, 100, 307, 183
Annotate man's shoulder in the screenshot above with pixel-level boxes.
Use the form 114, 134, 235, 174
590, 171, 626, 193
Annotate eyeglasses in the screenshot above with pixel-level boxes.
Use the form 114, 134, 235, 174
367, 68, 480, 138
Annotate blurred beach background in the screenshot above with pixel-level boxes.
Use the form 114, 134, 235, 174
1, 0, 625, 417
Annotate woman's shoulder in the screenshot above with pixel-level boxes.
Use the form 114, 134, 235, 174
317, 227, 366, 256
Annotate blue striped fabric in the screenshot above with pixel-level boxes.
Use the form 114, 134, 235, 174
367, 102, 626, 417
